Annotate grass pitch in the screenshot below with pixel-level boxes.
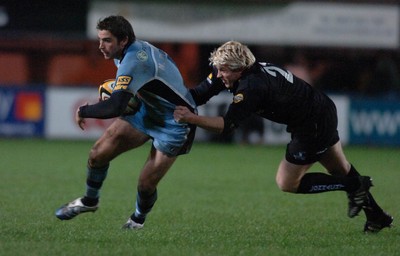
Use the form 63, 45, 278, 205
0, 139, 399, 255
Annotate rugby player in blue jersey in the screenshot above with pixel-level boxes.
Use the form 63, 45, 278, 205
174, 41, 393, 233
55, 15, 197, 229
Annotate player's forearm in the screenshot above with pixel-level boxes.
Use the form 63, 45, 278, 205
187, 115, 224, 134
79, 91, 130, 119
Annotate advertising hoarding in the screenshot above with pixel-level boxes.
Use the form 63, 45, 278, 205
349, 98, 400, 145
45, 87, 114, 139
0, 86, 45, 137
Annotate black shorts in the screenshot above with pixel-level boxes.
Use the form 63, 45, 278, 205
285, 100, 340, 165
176, 124, 197, 156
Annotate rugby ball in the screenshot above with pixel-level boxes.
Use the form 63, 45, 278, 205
98, 79, 115, 101
98, 79, 140, 115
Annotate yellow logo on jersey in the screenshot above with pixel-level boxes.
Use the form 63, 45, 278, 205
233, 93, 244, 103
207, 73, 213, 83
115, 76, 132, 90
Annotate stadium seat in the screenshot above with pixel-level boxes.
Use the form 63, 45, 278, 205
47, 54, 116, 86
0, 53, 29, 85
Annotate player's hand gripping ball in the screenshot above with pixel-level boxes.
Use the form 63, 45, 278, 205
98, 79, 141, 115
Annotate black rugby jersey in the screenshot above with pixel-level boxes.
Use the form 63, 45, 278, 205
190, 62, 334, 134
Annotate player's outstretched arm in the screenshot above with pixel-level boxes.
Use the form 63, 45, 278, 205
174, 106, 224, 133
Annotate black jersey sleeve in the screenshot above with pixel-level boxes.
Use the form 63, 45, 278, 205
190, 67, 225, 106
79, 90, 132, 119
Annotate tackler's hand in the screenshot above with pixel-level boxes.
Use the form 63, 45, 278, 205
174, 106, 194, 123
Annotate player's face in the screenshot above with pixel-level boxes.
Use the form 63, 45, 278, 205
216, 65, 243, 89
98, 30, 127, 60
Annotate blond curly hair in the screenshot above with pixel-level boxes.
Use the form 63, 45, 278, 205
209, 41, 256, 71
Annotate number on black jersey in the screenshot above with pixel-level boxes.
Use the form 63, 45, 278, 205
260, 62, 293, 84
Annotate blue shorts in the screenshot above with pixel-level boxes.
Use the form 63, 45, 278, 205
122, 103, 196, 157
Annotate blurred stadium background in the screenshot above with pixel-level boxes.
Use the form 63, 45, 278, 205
0, 0, 399, 146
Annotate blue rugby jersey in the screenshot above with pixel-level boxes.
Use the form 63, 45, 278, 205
113, 40, 196, 112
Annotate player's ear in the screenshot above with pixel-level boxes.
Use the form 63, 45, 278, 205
120, 36, 129, 48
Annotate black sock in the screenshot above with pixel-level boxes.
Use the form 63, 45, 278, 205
346, 164, 383, 220
81, 196, 99, 207
131, 189, 158, 224
346, 164, 360, 178
83, 164, 109, 204
297, 173, 359, 194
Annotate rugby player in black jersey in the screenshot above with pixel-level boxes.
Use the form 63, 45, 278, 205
174, 41, 393, 233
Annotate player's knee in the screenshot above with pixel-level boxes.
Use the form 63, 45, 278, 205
275, 176, 297, 193
88, 148, 108, 168
276, 183, 295, 193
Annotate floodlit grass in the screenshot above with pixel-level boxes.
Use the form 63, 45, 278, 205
0, 139, 399, 255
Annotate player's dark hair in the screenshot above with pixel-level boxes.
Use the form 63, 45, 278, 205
96, 15, 136, 46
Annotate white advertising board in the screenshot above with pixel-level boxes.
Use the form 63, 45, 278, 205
45, 87, 114, 139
